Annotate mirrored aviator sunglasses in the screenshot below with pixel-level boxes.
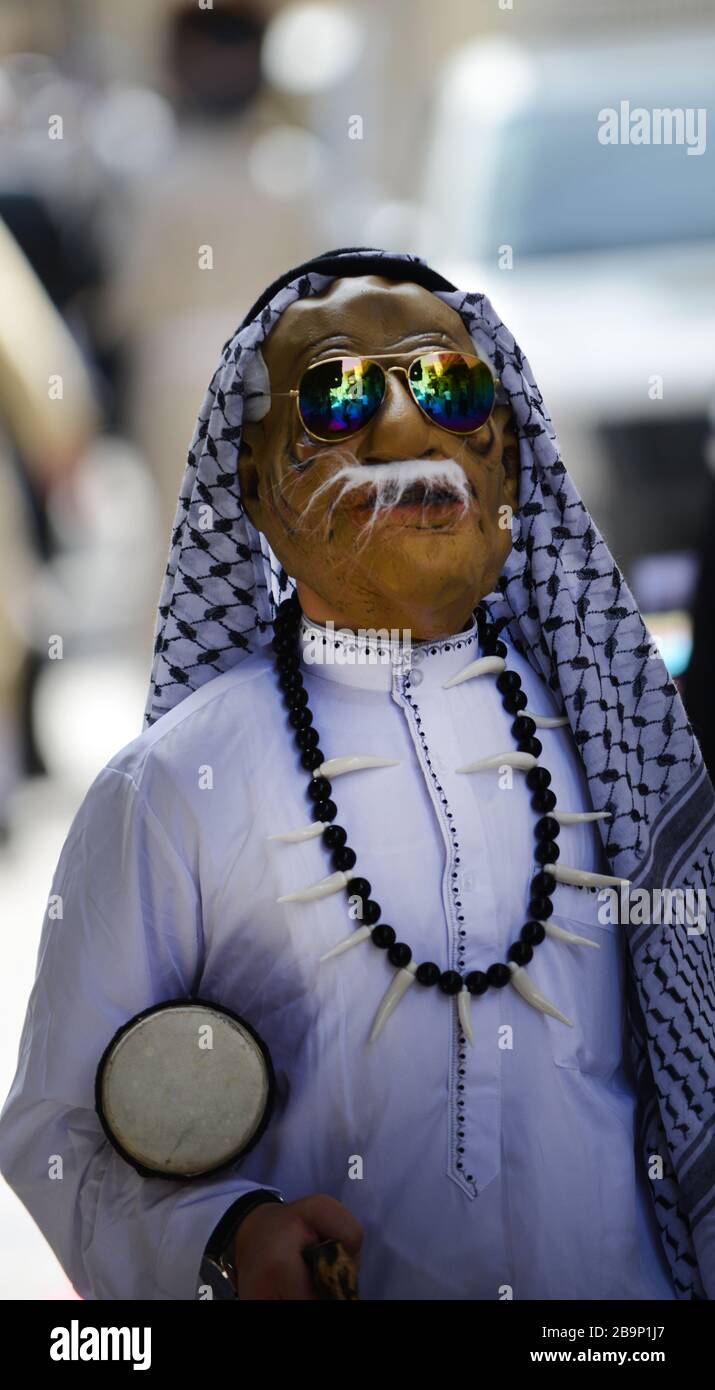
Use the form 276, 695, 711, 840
290, 351, 501, 443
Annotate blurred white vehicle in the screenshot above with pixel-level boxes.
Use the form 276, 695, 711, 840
421, 26, 715, 663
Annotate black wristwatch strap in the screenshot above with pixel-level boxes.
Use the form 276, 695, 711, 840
202, 1190, 284, 1296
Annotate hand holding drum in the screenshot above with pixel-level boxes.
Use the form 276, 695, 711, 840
95, 1000, 362, 1299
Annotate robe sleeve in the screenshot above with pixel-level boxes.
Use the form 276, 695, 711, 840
0, 764, 283, 1300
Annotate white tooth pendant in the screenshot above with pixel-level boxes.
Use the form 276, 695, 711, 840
544, 863, 630, 890
277, 871, 349, 904
457, 987, 475, 1046
442, 656, 505, 689
368, 960, 418, 1043
523, 708, 569, 729
544, 920, 600, 950
315, 755, 400, 780
552, 810, 612, 826
268, 821, 324, 843
320, 926, 372, 962
507, 961, 573, 1027
456, 751, 537, 774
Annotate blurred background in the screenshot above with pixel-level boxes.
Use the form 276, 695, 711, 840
0, 0, 713, 1297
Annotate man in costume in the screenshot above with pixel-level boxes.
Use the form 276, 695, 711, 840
0, 248, 713, 1301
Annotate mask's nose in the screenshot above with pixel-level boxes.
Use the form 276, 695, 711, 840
361, 369, 438, 462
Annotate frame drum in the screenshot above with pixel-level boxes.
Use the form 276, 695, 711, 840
95, 999, 275, 1179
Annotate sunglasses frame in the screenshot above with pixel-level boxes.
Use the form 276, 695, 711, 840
268, 351, 503, 444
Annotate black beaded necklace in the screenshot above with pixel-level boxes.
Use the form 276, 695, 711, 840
271, 591, 562, 1006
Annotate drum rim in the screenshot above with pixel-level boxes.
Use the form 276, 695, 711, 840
94, 995, 277, 1181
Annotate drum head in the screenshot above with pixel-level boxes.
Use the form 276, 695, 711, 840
95, 999, 275, 1179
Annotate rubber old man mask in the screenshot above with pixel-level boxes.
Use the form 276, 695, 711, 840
238, 276, 520, 637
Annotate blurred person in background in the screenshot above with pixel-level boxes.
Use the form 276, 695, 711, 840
109, 1, 328, 557
0, 213, 99, 833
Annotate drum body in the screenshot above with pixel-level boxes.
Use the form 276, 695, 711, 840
95, 999, 275, 1179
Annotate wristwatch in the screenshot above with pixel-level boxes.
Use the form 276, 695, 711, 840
202, 1190, 284, 1297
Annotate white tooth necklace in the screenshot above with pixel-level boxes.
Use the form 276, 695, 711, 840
271, 594, 624, 1045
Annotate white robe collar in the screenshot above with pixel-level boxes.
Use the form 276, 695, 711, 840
298, 611, 481, 692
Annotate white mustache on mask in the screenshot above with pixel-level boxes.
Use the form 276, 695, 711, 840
297, 455, 474, 540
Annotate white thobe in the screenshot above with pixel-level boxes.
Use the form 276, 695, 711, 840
0, 612, 676, 1300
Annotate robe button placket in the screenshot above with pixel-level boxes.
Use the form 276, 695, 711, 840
396, 660, 478, 1198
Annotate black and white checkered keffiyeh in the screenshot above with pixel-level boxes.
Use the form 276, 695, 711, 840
145, 248, 715, 1299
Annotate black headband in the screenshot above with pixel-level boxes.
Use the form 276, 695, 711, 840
237, 246, 458, 336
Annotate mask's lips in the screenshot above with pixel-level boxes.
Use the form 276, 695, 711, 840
352, 477, 475, 511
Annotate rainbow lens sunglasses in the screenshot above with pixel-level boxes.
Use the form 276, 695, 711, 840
270, 351, 502, 444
